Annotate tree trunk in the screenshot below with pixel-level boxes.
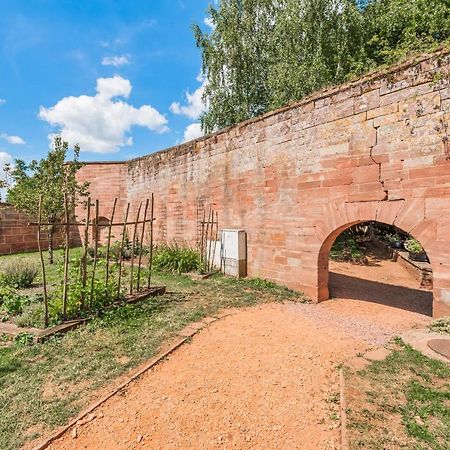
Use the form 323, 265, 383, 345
47, 226, 54, 264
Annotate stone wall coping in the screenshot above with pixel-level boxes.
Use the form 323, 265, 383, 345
79, 45, 450, 168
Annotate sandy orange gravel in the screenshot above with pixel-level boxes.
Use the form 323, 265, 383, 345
49, 284, 430, 450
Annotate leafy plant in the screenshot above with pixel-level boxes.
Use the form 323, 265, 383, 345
330, 231, 365, 263
14, 332, 34, 346
14, 301, 45, 328
153, 245, 202, 274
0, 291, 41, 318
50, 275, 122, 322
405, 239, 424, 254
385, 232, 402, 243
429, 317, 450, 335
0, 258, 38, 288
2, 294, 25, 315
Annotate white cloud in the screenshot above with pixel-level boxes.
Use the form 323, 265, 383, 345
0, 133, 25, 144
39, 76, 168, 154
0, 99, 5, 105
101, 55, 130, 67
183, 123, 203, 142
170, 79, 207, 120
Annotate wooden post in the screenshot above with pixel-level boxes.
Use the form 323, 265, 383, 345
89, 199, 99, 308
37, 195, 49, 328
210, 211, 219, 273
105, 198, 117, 285
81, 198, 91, 311
117, 203, 130, 299
62, 194, 70, 321
206, 207, 213, 272
147, 194, 154, 289
200, 208, 206, 271
137, 198, 149, 292
129, 202, 142, 295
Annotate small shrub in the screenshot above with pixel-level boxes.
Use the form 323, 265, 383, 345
2, 294, 24, 315
0, 285, 36, 316
110, 241, 122, 260
405, 239, 424, 254
14, 332, 34, 346
109, 239, 138, 260
50, 277, 123, 322
14, 301, 44, 328
1, 258, 39, 288
430, 317, 450, 335
330, 231, 365, 263
153, 244, 202, 274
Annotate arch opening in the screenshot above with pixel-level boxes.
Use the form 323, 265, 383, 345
318, 221, 433, 316
92, 216, 110, 244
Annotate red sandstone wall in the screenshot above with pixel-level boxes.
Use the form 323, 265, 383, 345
81, 49, 450, 317
0, 203, 70, 254
76, 162, 128, 241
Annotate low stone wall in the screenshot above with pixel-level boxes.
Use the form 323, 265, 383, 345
0, 203, 81, 255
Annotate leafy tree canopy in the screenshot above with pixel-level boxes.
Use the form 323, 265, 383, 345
194, 0, 450, 133
5, 136, 89, 263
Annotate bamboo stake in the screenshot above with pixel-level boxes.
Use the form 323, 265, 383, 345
200, 208, 206, 271
81, 198, 91, 310
105, 198, 117, 285
209, 209, 216, 272
204, 208, 210, 272
206, 208, 213, 272
37, 195, 49, 328
62, 194, 70, 321
147, 194, 154, 289
137, 199, 149, 292
117, 203, 130, 299
129, 202, 142, 295
210, 212, 219, 273
89, 200, 99, 308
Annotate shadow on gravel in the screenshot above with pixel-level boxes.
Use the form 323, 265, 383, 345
329, 272, 433, 316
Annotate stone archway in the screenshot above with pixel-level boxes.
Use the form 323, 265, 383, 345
314, 200, 445, 317
92, 216, 110, 244
318, 219, 433, 315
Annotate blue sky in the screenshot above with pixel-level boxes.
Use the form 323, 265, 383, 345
0, 0, 212, 167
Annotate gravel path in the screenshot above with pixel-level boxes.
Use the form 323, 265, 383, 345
49, 284, 430, 450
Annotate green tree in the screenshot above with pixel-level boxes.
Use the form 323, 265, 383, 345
268, 0, 365, 110
5, 136, 89, 263
194, 0, 450, 132
193, 0, 276, 132
363, 0, 450, 66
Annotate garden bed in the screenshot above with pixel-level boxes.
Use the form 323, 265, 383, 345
0, 286, 166, 342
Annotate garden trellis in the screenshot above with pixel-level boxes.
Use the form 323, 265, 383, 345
33, 194, 156, 327
198, 205, 219, 273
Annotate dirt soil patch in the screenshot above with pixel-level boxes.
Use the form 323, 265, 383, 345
329, 254, 433, 316
48, 298, 429, 450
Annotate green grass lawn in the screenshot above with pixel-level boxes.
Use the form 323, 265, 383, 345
346, 340, 450, 450
0, 247, 155, 328
0, 269, 303, 450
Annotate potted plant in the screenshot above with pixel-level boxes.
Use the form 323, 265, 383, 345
405, 239, 428, 262
386, 232, 404, 249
